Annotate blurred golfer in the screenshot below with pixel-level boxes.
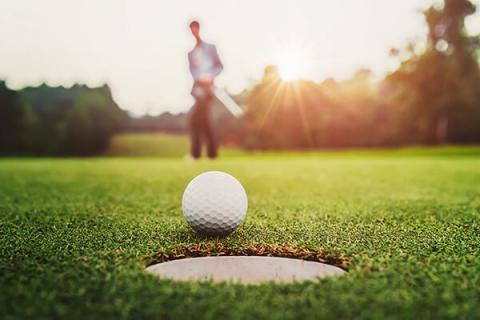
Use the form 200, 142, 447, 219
187, 20, 223, 159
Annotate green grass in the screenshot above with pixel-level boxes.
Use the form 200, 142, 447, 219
104, 133, 244, 158
104, 133, 190, 157
104, 133, 480, 159
1, 148, 479, 319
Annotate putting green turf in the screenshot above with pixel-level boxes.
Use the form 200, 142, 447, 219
1, 149, 479, 319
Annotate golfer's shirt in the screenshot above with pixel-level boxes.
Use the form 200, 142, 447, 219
188, 41, 223, 99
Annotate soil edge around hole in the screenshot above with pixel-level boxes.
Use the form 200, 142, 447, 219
146, 244, 351, 270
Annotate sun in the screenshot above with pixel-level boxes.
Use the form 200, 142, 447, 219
275, 48, 309, 82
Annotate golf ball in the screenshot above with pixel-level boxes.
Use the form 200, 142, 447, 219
182, 171, 248, 235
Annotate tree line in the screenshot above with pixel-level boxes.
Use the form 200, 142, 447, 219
234, 0, 480, 149
0, 82, 127, 156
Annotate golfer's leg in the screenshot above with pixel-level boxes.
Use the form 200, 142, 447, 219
189, 108, 202, 159
203, 99, 217, 159
190, 129, 201, 159
205, 122, 217, 159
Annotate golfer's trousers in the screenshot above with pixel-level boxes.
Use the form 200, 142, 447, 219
189, 95, 217, 159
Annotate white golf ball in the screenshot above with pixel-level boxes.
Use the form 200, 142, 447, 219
182, 171, 248, 235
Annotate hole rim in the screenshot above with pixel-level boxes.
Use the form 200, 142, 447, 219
146, 244, 352, 271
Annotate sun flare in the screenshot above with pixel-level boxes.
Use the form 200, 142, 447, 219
275, 48, 309, 81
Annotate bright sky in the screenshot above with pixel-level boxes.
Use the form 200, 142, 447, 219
0, 0, 479, 115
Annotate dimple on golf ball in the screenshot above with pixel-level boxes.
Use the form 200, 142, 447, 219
182, 171, 248, 235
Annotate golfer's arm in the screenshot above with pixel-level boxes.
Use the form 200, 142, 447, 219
212, 47, 223, 77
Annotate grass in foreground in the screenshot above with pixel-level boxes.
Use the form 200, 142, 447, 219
1, 148, 479, 319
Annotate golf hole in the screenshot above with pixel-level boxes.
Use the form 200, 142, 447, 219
146, 245, 349, 284
146, 256, 345, 284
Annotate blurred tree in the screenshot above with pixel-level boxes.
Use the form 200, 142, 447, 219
243, 65, 325, 149
62, 86, 127, 156
11, 84, 127, 156
242, 66, 381, 149
127, 113, 188, 133
386, 0, 480, 144
20, 84, 76, 154
0, 81, 36, 155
